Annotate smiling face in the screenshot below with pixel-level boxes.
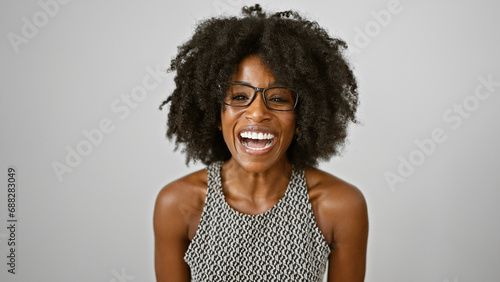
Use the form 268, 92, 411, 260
220, 54, 296, 173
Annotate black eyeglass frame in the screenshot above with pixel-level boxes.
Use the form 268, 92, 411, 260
222, 82, 299, 112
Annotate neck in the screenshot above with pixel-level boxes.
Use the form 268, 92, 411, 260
221, 158, 293, 202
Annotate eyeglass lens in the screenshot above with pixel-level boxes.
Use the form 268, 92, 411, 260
224, 84, 297, 111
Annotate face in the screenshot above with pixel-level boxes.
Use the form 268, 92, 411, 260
220, 54, 296, 172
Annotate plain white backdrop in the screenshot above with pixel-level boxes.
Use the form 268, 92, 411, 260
1, 0, 499, 281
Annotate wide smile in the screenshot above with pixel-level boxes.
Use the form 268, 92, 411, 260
238, 130, 276, 154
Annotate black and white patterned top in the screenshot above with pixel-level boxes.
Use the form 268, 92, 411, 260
184, 161, 331, 281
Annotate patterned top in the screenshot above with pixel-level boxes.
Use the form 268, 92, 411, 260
184, 161, 331, 281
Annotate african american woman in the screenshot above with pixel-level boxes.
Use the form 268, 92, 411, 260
154, 4, 368, 282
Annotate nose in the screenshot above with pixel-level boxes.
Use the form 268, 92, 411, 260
245, 91, 271, 123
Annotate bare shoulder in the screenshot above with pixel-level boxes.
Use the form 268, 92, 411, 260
306, 168, 366, 208
155, 168, 208, 206
305, 168, 368, 244
154, 168, 208, 240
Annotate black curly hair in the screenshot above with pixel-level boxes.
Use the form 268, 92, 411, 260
160, 4, 359, 169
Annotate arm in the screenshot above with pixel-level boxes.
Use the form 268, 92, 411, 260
153, 184, 191, 282
326, 186, 368, 282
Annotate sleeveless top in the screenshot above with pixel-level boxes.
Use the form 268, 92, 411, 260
184, 161, 331, 281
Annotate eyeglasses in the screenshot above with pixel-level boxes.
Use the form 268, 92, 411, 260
223, 82, 298, 111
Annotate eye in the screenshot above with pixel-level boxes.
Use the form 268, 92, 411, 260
266, 88, 294, 104
268, 96, 289, 103
231, 92, 250, 100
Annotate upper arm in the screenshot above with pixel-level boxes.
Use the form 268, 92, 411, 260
153, 184, 191, 282
326, 185, 369, 282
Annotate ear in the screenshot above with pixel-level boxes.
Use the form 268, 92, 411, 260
218, 124, 222, 131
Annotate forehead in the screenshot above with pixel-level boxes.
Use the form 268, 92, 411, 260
231, 55, 276, 87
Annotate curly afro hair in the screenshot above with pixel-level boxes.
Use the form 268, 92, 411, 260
160, 4, 359, 169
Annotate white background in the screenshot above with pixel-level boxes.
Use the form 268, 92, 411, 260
1, 0, 499, 281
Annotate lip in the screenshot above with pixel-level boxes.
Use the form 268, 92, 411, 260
237, 126, 277, 155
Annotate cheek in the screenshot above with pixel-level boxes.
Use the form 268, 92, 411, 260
220, 107, 243, 129
283, 115, 297, 137
220, 110, 238, 145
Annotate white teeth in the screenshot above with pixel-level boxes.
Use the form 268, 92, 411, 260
239, 131, 275, 140
240, 131, 274, 150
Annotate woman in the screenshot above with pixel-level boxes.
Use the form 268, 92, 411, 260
154, 4, 368, 281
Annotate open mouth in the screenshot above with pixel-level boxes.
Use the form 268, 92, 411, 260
239, 131, 275, 151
